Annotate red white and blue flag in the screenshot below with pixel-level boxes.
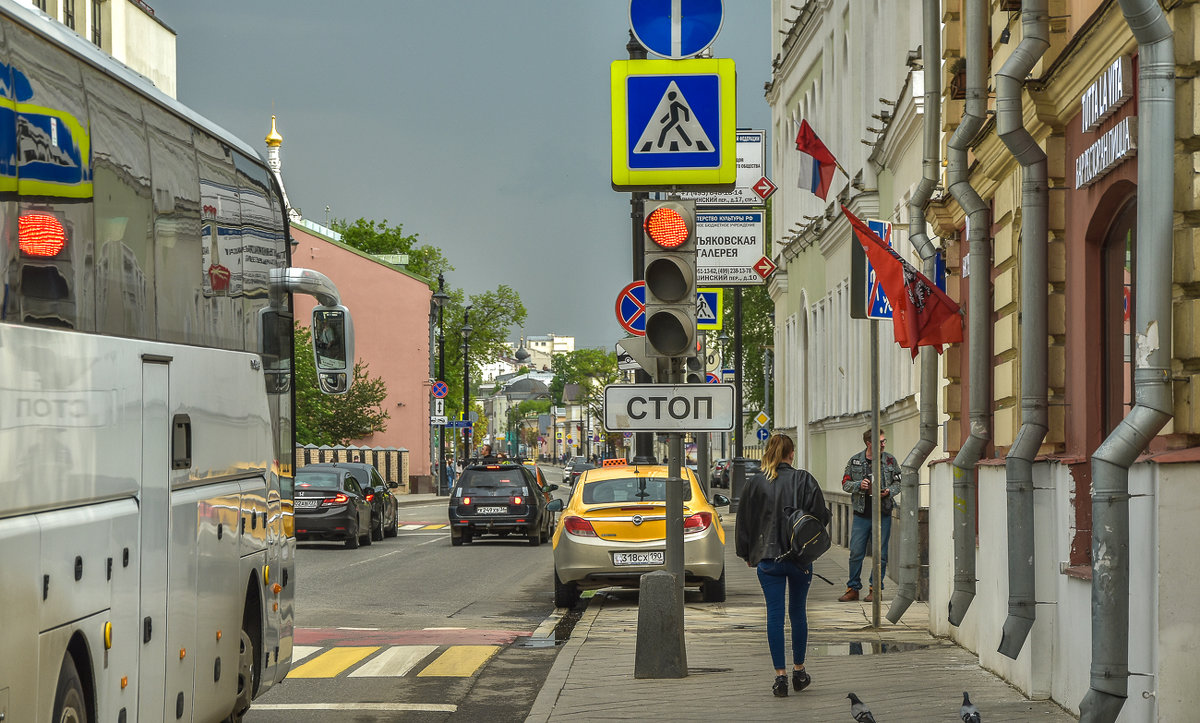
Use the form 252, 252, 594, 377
794, 119, 837, 200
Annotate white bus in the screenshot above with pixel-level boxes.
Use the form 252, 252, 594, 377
0, 2, 354, 720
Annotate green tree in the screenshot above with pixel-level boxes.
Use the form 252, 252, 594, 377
332, 217, 452, 280
294, 323, 390, 445
550, 348, 618, 405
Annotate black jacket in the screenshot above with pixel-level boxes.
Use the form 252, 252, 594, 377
735, 463, 831, 564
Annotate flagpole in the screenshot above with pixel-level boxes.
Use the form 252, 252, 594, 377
835, 161, 852, 180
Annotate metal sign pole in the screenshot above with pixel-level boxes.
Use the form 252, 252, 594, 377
871, 319, 883, 629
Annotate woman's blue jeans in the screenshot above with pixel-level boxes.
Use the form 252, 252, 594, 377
756, 558, 813, 670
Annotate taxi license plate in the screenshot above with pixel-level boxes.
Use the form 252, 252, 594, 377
612, 551, 664, 566
477, 506, 507, 514
294, 499, 319, 509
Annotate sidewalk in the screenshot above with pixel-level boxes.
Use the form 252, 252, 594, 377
527, 514, 1076, 722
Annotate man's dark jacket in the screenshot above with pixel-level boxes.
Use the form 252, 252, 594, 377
735, 463, 831, 564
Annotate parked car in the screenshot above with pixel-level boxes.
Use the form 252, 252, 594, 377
449, 462, 559, 546
551, 462, 730, 608
717, 458, 760, 489
293, 466, 373, 549
300, 462, 398, 540
710, 458, 730, 487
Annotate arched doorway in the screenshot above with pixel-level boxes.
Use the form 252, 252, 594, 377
1100, 198, 1136, 435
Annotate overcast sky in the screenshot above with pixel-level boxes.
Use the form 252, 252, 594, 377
148, 1, 772, 349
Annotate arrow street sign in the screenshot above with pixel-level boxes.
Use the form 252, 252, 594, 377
446, 420, 473, 429
603, 383, 736, 432
629, 0, 724, 60
434, 398, 445, 416
753, 255, 777, 280
756, 426, 770, 442
752, 176, 777, 200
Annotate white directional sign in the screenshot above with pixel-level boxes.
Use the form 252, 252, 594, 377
434, 398, 445, 416
696, 209, 766, 285
603, 383, 736, 432
669, 131, 767, 206
430, 415, 448, 426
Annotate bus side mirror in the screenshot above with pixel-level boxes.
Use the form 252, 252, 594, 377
312, 305, 354, 395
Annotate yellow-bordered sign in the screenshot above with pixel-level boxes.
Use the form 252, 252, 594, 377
696, 287, 723, 330
610, 58, 736, 191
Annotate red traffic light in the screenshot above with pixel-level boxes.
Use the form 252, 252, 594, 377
645, 206, 689, 248
18, 214, 67, 257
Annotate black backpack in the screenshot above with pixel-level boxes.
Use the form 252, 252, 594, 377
776, 472, 831, 566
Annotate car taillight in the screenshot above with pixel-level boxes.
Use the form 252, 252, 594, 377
322, 493, 349, 506
562, 516, 598, 538
366, 493, 375, 502
462, 496, 472, 506
683, 511, 712, 534
511, 495, 523, 505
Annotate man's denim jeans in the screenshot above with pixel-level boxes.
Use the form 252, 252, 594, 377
756, 558, 813, 670
846, 513, 892, 591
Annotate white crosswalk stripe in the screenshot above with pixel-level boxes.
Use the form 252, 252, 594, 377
348, 644, 438, 677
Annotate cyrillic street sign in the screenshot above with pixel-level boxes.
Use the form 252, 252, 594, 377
603, 383, 735, 432
611, 58, 736, 191
695, 209, 766, 285
668, 131, 767, 206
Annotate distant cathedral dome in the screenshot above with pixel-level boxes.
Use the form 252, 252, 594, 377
515, 337, 532, 364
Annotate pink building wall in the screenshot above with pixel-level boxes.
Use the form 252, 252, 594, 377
290, 224, 433, 477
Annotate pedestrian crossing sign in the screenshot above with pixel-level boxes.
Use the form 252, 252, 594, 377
696, 287, 723, 330
611, 58, 736, 191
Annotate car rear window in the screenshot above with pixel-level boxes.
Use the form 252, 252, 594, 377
456, 469, 529, 496
582, 477, 692, 504
295, 470, 341, 488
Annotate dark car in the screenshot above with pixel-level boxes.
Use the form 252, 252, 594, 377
718, 458, 761, 489
294, 467, 374, 548
449, 462, 558, 546
710, 458, 730, 487
301, 462, 399, 541
566, 462, 595, 486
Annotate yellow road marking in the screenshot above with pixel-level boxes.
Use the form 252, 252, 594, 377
287, 646, 379, 678
416, 645, 500, 677
421, 524, 448, 530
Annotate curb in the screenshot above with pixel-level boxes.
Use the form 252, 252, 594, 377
523, 598, 604, 723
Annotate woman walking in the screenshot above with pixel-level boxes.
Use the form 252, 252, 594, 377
735, 433, 831, 697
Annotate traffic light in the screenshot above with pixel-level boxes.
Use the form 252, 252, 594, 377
643, 200, 697, 358
684, 354, 704, 384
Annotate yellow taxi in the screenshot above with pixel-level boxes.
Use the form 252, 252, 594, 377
551, 459, 730, 608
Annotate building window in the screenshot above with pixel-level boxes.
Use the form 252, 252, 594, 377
1102, 200, 1136, 435
91, 0, 102, 46
63, 0, 75, 29
34, 0, 48, 10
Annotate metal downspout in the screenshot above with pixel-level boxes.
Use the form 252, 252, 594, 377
886, 0, 941, 624
996, 0, 1050, 661
1080, 1, 1174, 719
946, 0, 991, 628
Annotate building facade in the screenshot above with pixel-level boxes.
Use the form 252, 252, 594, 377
770, 0, 1200, 719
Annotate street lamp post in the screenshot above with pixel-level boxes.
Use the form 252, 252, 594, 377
433, 274, 450, 494
462, 306, 473, 461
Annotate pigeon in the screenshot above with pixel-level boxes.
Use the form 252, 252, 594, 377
847, 692, 877, 723
960, 691, 981, 723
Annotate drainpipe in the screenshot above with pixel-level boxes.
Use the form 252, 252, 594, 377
1080, 1, 1174, 720
946, 0, 991, 628
996, 0, 1050, 661
886, 0, 940, 624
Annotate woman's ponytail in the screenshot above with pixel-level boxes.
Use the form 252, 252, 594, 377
759, 433, 795, 481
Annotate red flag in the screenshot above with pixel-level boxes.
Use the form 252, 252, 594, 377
841, 205, 963, 358
794, 120, 837, 200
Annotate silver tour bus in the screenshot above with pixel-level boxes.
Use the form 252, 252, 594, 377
0, 1, 354, 720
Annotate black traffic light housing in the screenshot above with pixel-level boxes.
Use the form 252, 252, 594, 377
684, 355, 704, 384
643, 200, 697, 358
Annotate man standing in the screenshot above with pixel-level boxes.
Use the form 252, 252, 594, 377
479, 444, 498, 464
838, 429, 902, 602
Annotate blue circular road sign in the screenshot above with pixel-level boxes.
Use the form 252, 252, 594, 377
616, 280, 647, 335
431, 381, 449, 399
756, 427, 770, 442
629, 0, 724, 60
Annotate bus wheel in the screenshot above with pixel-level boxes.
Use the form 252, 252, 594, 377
53, 653, 88, 723
224, 630, 254, 722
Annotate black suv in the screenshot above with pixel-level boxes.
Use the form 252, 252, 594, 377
300, 462, 398, 541
449, 462, 558, 546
